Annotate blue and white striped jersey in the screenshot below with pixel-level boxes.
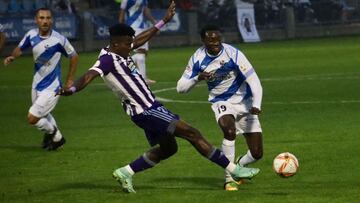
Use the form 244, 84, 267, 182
18, 29, 76, 92
120, 0, 148, 29
90, 48, 157, 116
177, 43, 262, 108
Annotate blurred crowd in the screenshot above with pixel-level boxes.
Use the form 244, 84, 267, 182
0, 0, 76, 14
0, 0, 358, 25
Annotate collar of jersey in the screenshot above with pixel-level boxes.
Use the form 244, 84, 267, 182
37, 29, 52, 39
205, 45, 223, 58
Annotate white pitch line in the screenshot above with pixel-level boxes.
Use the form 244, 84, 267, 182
156, 96, 360, 105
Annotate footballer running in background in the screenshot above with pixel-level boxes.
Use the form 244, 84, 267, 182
177, 25, 264, 191
119, 0, 157, 84
58, 1, 260, 193
3, 8, 79, 150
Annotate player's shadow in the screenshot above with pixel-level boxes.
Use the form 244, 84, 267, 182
35, 177, 224, 195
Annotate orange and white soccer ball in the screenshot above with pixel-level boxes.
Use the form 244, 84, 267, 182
273, 152, 299, 177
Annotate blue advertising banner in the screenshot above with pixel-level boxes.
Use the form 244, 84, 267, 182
0, 14, 78, 42
92, 9, 186, 39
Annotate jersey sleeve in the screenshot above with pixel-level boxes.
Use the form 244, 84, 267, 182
89, 54, 115, 77
120, 0, 128, 9
62, 37, 76, 57
176, 55, 200, 93
235, 50, 255, 78
18, 31, 32, 51
234, 49, 263, 109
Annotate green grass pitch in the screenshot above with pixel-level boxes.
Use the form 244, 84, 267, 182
1, 36, 360, 202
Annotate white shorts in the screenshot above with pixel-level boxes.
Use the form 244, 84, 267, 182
29, 89, 60, 118
134, 28, 149, 51
211, 100, 262, 135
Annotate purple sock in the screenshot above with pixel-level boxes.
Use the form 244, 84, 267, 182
208, 148, 230, 169
129, 154, 156, 173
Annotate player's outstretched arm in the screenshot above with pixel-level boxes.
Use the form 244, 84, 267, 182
132, 1, 176, 49
57, 70, 99, 96
64, 53, 79, 88
3, 47, 22, 66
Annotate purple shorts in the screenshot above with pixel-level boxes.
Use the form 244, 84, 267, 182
131, 104, 180, 146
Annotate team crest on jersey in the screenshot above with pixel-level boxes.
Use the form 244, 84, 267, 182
220, 60, 225, 65
127, 59, 139, 75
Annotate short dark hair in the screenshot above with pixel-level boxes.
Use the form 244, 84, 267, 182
109, 23, 135, 37
200, 24, 221, 39
35, 7, 52, 16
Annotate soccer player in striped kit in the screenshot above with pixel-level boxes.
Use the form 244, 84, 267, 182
177, 25, 264, 191
119, 0, 157, 84
58, 2, 259, 193
3, 8, 79, 150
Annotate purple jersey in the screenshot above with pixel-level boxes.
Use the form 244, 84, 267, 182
90, 48, 156, 116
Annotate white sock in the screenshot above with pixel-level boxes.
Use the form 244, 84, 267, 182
52, 129, 63, 142
239, 150, 256, 166
45, 114, 63, 141
133, 53, 146, 79
124, 165, 135, 176
34, 118, 55, 134
46, 114, 57, 127
222, 139, 235, 182
225, 162, 237, 174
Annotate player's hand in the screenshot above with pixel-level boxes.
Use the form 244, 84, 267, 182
163, 0, 176, 23
64, 80, 74, 89
249, 107, 261, 115
198, 72, 214, 81
4, 56, 15, 66
56, 87, 76, 96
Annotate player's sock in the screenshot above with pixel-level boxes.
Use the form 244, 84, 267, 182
52, 128, 63, 142
46, 114, 58, 127
128, 153, 157, 173
207, 148, 230, 169
133, 53, 146, 79
34, 118, 55, 135
239, 150, 257, 166
222, 139, 235, 182
46, 114, 62, 142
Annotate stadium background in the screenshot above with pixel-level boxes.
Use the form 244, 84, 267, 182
1, 1, 360, 202
1, 0, 360, 53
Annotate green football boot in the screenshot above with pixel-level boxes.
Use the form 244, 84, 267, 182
230, 164, 260, 181
112, 168, 136, 193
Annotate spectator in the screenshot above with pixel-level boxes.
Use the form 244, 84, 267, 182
52, 0, 76, 14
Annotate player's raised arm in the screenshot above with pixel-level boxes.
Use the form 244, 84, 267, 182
57, 69, 100, 96
132, 1, 176, 49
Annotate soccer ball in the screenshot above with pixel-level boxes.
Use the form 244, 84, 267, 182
273, 152, 299, 177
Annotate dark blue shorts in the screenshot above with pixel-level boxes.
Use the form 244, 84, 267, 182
131, 104, 180, 146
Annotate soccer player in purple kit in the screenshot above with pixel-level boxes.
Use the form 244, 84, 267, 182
57, 1, 259, 193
